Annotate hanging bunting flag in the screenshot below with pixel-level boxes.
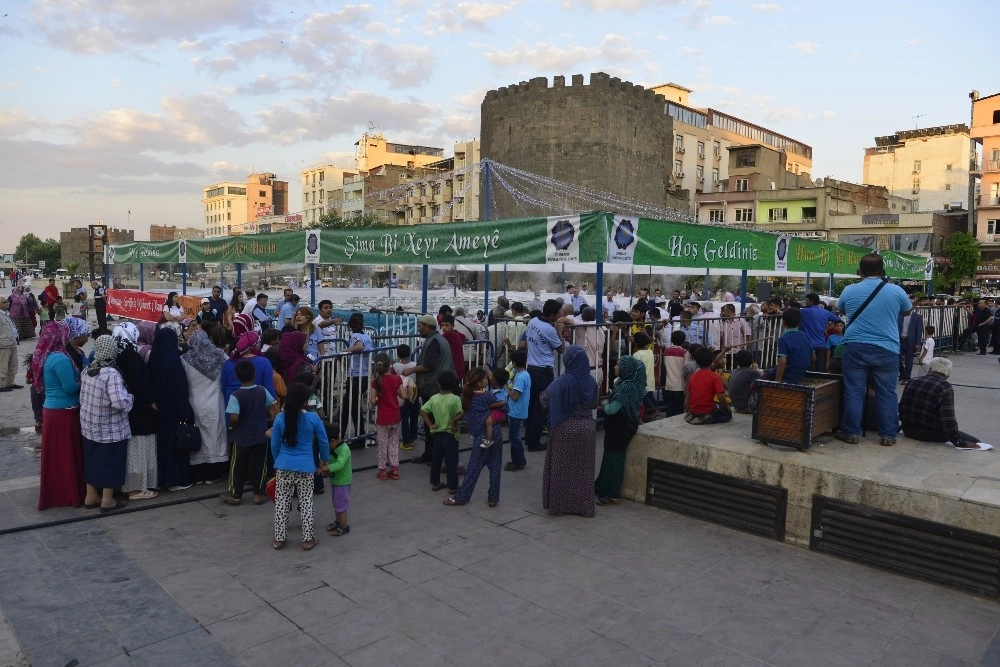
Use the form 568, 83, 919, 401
607, 213, 639, 264
546, 214, 580, 264
304, 229, 321, 264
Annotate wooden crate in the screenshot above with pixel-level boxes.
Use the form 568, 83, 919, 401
751, 372, 841, 450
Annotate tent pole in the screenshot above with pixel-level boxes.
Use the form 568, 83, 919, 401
829, 272, 835, 295
503, 265, 508, 295
139, 263, 144, 292
484, 264, 490, 316
182, 264, 187, 296
236, 263, 242, 290
629, 265, 634, 307
806, 271, 811, 295
596, 263, 604, 324
421, 265, 429, 314
740, 269, 748, 313
309, 263, 316, 307
705, 268, 710, 299
561, 263, 565, 293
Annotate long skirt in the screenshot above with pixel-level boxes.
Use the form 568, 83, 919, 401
82, 437, 128, 489
156, 430, 192, 489
123, 433, 157, 492
542, 406, 597, 517
38, 407, 84, 510
594, 411, 637, 500
12, 315, 34, 341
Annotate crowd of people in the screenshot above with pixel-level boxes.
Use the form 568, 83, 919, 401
5, 252, 992, 552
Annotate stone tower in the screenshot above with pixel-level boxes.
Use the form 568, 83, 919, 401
480, 72, 678, 219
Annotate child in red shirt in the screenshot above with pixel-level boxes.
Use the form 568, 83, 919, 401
685, 347, 733, 425
370, 353, 404, 480
440, 315, 467, 381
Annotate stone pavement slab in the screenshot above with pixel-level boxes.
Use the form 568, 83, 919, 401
1, 346, 999, 665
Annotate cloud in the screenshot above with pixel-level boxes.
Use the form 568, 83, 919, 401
789, 41, 819, 55
705, 15, 734, 25
679, 46, 703, 57
483, 33, 645, 70
560, 0, 685, 11
905, 38, 923, 47
422, 1, 520, 34
751, 3, 780, 11
362, 42, 437, 87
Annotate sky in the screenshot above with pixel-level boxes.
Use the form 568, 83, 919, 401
0, 0, 992, 249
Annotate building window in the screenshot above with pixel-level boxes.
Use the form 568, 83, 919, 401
735, 153, 756, 168
712, 167, 719, 182
696, 166, 704, 179
913, 160, 921, 173
946, 164, 953, 171
945, 184, 951, 190
801, 206, 817, 220
675, 160, 683, 175
988, 220, 998, 235
259, 190, 266, 197
319, 190, 324, 199
994, 110, 1000, 124
227, 212, 231, 221
912, 179, 920, 194
713, 141, 721, 158
735, 208, 753, 222
675, 135, 684, 150
708, 210, 724, 222
993, 149, 1000, 162
697, 141, 705, 158
735, 178, 749, 192
768, 207, 788, 222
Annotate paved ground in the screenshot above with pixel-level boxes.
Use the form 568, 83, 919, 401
1, 335, 998, 666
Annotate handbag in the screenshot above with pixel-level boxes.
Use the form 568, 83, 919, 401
174, 421, 202, 452
835, 278, 888, 358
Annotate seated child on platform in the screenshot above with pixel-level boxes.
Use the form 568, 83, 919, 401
684, 347, 732, 425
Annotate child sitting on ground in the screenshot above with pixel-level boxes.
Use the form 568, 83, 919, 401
684, 346, 733, 425
482, 367, 509, 449
913, 325, 935, 378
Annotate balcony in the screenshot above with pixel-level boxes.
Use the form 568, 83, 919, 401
800, 217, 818, 225
980, 195, 1000, 207
973, 160, 1000, 174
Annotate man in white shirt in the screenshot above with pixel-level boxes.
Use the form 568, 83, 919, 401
313, 299, 343, 355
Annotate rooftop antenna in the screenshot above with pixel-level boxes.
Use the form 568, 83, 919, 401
912, 113, 925, 130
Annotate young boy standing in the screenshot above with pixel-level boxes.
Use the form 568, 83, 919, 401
222, 360, 276, 505
912, 325, 935, 378
420, 371, 464, 493
504, 349, 531, 471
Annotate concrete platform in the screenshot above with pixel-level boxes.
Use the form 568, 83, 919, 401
622, 413, 1000, 548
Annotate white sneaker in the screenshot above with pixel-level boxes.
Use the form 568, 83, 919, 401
167, 485, 192, 491
480, 439, 493, 449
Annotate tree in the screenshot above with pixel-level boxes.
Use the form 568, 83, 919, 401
942, 232, 980, 289
306, 209, 396, 230
14, 233, 61, 273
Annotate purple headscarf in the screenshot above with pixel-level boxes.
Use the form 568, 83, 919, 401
543, 345, 597, 429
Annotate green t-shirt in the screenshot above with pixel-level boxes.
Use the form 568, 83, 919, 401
421, 392, 463, 435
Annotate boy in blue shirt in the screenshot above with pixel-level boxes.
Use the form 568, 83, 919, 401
222, 360, 276, 506
772, 308, 811, 384
504, 349, 531, 471
825, 320, 845, 373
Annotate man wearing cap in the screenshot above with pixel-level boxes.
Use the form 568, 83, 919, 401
0, 294, 21, 392
524, 299, 565, 452
197, 298, 218, 324
403, 315, 455, 463
91, 279, 107, 330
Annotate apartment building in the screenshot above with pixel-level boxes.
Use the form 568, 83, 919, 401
695, 144, 911, 237
300, 165, 351, 227
972, 91, 1000, 266
355, 132, 444, 172
203, 173, 288, 238
149, 225, 205, 241
651, 83, 813, 210
863, 124, 972, 213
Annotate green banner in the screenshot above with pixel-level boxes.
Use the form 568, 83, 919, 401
106, 210, 926, 280
631, 217, 777, 271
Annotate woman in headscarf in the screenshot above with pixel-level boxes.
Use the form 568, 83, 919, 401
36, 321, 86, 510
136, 321, 157, 361
8, 285, 35, 340
64, 316, 92, 370
278, 330, 312, 386
113, 322, 159, 500
594, 356, 646, 506
540, 345, 599, 517
182, 329, 229, 484
231, 313, 257, 343
220, 331, 276, 406
80, 335, 133, 512
148, 327, 194, 491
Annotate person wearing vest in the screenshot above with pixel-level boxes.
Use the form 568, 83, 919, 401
92, 280, 108, 330
221, 360, 276, 505
403, 314, 455, 464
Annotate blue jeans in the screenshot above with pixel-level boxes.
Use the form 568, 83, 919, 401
507, 416, 525, 465
841, 343, 899, 438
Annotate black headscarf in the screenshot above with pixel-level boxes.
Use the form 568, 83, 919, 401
147, 327, 193, 432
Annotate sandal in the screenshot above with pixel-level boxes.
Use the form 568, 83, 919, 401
129, 490, 159, 500
388, 469, 399, 480
377, 469, 388, 481
443, 497, 465, 506
99, 500, 128, 513
330, 525, 350, 537
272, 540, 285, 550
84, 501, 101, 510
302, 538, 317, 551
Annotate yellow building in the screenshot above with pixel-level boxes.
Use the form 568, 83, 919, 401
972, 90, 1000, 267
651, 83, 813, 211
354, 132, 444, 172
862, 124, 972, 213
203, 173, 288, 237
396, 140, 482, 224
300, 165, 352, 227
